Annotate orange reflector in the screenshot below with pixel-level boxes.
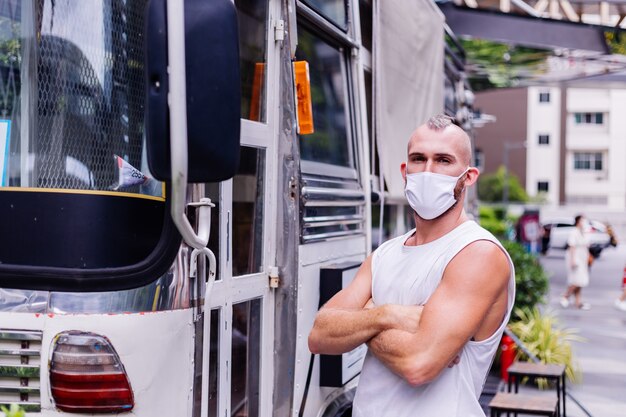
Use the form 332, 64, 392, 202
249, 62, 265, 122
293, 61, 314, 135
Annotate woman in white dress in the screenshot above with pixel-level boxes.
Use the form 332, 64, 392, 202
560, 215, 591, 310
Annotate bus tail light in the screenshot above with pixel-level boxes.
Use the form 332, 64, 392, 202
50, 331, 134, 413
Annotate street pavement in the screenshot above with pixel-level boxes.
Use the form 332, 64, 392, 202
537, 244, 626, 417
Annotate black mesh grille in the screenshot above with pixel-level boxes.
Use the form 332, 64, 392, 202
34, 0, 147, 190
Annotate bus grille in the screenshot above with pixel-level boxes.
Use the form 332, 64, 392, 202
0, 330, 42, 412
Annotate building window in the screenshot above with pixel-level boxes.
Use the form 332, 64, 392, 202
538, 134, 550, 145
539, 92, 550, 103
574, 152, 603, 171
474, 148, 485, 171
537, 181, 549, 192
574, 112, 603, 125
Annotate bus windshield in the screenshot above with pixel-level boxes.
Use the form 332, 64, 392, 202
0, 1, 177, 286
1, 0, 161, 198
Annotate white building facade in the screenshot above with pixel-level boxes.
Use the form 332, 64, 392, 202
526, 86, 561, 206
526, 84, 626, 210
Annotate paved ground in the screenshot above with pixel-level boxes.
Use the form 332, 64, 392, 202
535, 244, 626, 417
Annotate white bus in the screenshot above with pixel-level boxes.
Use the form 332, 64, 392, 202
0, 0, 474, 416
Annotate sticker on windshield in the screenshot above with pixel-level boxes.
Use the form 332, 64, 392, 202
113, 155, 163, 198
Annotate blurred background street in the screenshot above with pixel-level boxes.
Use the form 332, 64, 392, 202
540, 243, 626, 417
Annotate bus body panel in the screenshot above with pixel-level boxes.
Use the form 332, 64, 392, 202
294, 236, 367, 417
0, 309, 194, 416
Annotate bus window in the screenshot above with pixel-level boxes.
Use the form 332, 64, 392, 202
233, 147, 265, 277
359, 0, 372, 51
231, 298, 261, 417
301, 0, 348, 31
295, 26, 352, 171
235, 0, 268, 123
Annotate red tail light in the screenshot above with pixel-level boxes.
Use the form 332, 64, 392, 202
50, 331, 134, 413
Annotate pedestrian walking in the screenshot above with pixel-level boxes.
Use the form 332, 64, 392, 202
560, 215, 591, 310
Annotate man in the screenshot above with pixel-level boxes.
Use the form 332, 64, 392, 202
308, 115, 515, 416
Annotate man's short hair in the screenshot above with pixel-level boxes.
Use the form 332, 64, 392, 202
427, 114, 457, 130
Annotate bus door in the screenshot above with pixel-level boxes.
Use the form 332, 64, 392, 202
199, 0, 281, 416
291, 2, 371, 415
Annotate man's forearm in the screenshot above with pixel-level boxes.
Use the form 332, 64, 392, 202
367, 329, 417, 376
368, 324, 462, 386
308, 306, 391, 355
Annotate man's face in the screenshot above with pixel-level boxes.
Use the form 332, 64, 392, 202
403, 125, 470, 178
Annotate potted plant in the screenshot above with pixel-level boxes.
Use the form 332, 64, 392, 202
508, 307, 584, 385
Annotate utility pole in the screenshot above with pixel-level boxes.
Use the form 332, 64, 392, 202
502, 141, 527, 207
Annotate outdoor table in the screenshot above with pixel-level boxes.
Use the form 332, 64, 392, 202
489, 392, 558, 417
507, 361, 567, 417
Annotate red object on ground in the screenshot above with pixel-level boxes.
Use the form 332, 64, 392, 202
622, 266, 626, 288
500, 335, 516, 381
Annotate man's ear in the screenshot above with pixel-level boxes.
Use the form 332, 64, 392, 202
401, 162, 407, 182
464, 167, 480, 186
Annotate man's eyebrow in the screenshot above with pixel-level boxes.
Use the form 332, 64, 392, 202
408, 152, 456, 160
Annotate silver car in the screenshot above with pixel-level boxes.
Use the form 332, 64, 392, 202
544, 218, 611, 257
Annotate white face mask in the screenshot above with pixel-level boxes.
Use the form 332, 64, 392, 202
404, 168, 469, 220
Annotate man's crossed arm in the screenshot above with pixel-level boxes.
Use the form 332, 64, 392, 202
308, 256, 423, 355
308, 240, 510, 386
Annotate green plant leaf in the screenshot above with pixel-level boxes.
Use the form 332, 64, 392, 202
509, 307, 585, 385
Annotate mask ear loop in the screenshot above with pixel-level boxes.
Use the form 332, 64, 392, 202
456, 168, 471, 198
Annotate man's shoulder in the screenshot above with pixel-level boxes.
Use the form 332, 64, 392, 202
451, 223, 512, 273
451, 221, 502, 250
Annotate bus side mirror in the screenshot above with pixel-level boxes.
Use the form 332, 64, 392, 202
145, 0, 241, 183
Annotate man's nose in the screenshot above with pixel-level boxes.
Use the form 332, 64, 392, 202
424, 160, 435, 172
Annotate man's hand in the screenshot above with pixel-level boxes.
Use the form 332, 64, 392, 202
363, 299, 423, 334
385, 304, 423, 334
447, 355, 460, 368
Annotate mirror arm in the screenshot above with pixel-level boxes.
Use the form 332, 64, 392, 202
167, 0, 208, 249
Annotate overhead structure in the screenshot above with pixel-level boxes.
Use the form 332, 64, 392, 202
438, 0, 626, 85
440, 2, 610, 52
447, 0, 626, 26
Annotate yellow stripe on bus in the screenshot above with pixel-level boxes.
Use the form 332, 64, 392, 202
0, 186, 166, 202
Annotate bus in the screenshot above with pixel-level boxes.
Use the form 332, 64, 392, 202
0, 0, 474, 416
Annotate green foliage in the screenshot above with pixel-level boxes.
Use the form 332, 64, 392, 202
503, 240, 549, 313
478, 166, 529, 203
509, 307, 584, 385
459, 38, 552, 91
1, 404, 25, 417
605, 31, 626, 56
479, 205, 508, 238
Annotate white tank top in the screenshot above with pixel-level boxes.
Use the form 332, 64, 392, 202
352, 221, 515, 417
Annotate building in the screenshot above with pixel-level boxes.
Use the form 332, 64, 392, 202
474, 75, 626, 211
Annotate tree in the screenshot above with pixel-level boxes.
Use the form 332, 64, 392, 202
478, 166, 529, 203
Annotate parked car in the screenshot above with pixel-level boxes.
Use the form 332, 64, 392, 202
543, 218, 612, 257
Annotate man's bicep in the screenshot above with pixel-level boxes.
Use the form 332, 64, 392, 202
322, 255, 374, 311
417, 243, 510, 360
